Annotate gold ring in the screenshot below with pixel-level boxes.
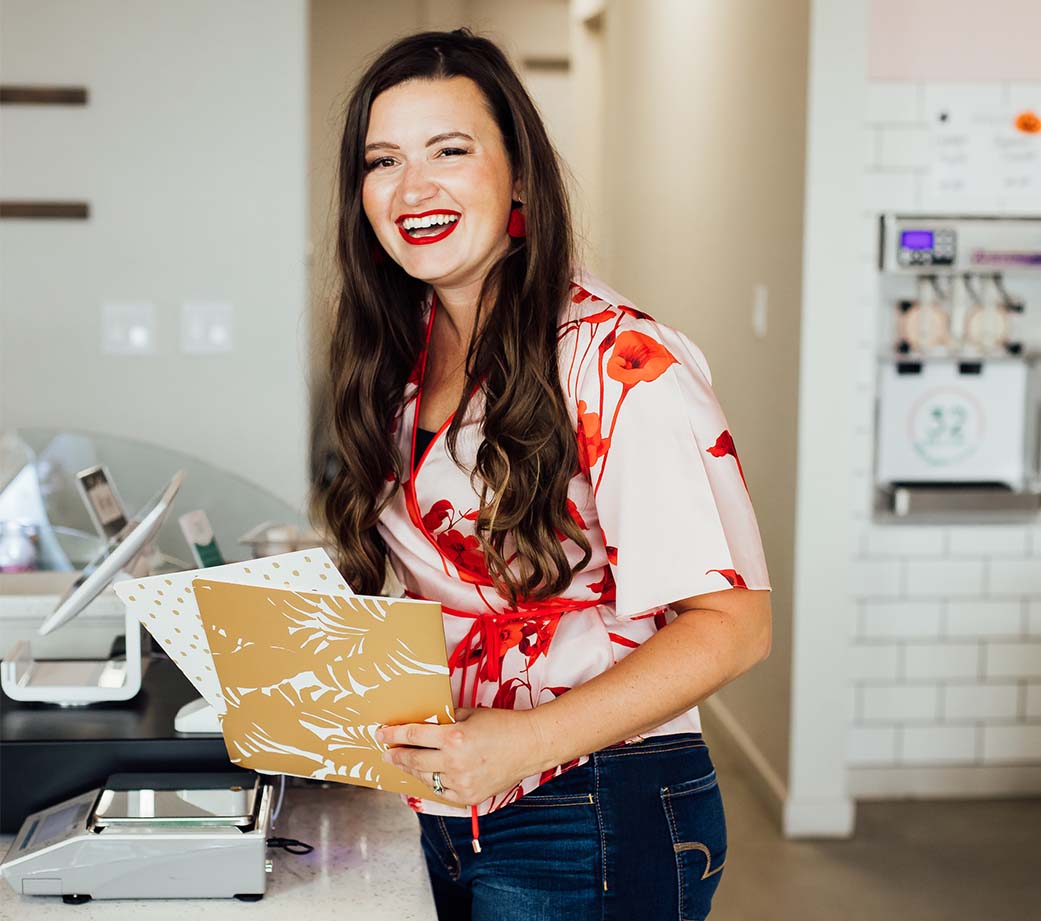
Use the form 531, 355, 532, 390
432, 771, 444, 795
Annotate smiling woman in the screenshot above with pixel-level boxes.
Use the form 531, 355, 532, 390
362, 77, 518, 283
317, 28, 771, 921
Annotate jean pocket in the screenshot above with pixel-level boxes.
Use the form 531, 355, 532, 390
510, 759, 595, 808
510, 791, 595, 808
659, 768, 727, 921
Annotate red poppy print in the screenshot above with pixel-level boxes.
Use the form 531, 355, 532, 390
577, 400, 609, 474
707, 429, 748, 490
617, 303, 654, 321
606, 331, 678, 388
481, 621, 527, 683
422, 499, 454, 532
491, 676, 524, 710
518, 615, 561, 666
587, 565, 616, 601
590, 331, 680, 493
582, 307, 615, 324
437, 529, 492, 584
707, 568, 748, 589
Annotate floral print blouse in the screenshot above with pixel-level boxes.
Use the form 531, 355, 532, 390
376, 270, 771, 819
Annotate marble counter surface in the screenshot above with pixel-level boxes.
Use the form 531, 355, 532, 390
0, 783, 437, 921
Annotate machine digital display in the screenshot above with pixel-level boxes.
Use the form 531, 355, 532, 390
35, 803, 88, 847
901, 230, 934, 250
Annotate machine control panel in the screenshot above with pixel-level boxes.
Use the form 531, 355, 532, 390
881, 214, 1041, 274
897, 228, 957, 267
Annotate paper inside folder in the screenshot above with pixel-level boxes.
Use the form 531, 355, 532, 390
113, 547, 350, 714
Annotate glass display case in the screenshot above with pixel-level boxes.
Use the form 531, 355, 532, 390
1, 428, 314, 573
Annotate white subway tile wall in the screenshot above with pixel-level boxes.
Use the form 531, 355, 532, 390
903, 642, 979, 681
861, 684, 940, 721
943, 684, 1019, 721
981, 725, 1041, 762
1028, 602, 1041, 636
1026, 684, 1041, 717
858, 599, 943, 639
847, 725, 899, 765
851, 78, 1041, 786
901, 725, 977, 764
905, 560, 986, 597
989, 561, 1041, 596
945, 600, 1024, 638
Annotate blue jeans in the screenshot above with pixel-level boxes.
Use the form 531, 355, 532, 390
416, 732, 727, 921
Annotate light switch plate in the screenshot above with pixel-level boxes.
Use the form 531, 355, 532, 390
102, 302, 156, 355
182, 301, 234, 354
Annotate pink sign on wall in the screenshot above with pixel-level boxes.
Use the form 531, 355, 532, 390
869, 0, 1041, 81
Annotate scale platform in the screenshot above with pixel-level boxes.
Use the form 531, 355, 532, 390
1, 771, 272, 902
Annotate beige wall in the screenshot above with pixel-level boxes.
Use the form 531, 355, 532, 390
570, 0, 810, 798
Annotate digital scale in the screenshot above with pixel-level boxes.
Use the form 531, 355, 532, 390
0, 772, 273, 902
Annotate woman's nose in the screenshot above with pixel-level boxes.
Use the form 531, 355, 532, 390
400, 162, 438, 207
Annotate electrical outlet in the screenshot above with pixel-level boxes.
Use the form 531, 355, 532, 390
181, 301, 234, 354
102, 303, 156, 355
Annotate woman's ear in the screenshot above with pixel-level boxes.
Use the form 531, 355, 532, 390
512, 177, 524, 204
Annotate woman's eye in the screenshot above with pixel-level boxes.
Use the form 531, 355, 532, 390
437, 147, 469, 159
365, 157, 395, 171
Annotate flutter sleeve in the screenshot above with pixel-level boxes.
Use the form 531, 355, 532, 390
572, 310, 771, 620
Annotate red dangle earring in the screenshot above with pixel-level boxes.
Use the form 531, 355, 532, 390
507, 201, 526, 239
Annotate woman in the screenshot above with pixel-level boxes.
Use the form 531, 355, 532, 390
321, 28, 771, 921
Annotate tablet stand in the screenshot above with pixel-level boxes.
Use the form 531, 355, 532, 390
1, 600, 148, 705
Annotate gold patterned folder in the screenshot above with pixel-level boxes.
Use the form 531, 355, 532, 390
192, 579, 456, 804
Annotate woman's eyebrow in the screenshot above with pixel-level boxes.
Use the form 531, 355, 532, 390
425, 131, 474, 146
364, 131, 475, 153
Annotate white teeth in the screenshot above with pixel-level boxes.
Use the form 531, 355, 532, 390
402, 213, 459, 230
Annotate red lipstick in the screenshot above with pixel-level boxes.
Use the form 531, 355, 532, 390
396, 210, 461, 246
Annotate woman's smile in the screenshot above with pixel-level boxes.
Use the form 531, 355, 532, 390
397, 209, 462, 244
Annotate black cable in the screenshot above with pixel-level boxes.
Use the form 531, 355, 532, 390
266, 836, 314, 855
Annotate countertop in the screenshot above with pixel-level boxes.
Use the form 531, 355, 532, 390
0, 782, 437, 920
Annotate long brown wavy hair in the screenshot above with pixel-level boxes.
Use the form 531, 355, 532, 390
319, 29, 590, 607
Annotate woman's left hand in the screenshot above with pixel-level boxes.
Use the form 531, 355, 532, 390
376, 707, 548, 807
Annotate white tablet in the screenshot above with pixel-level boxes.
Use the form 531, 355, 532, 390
38, 470, 186, 637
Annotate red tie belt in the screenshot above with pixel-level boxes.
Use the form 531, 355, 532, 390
403, 591, 593, 852
405, 591, 593, 709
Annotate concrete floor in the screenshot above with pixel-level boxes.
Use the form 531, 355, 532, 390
706, 730, 1041, 921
